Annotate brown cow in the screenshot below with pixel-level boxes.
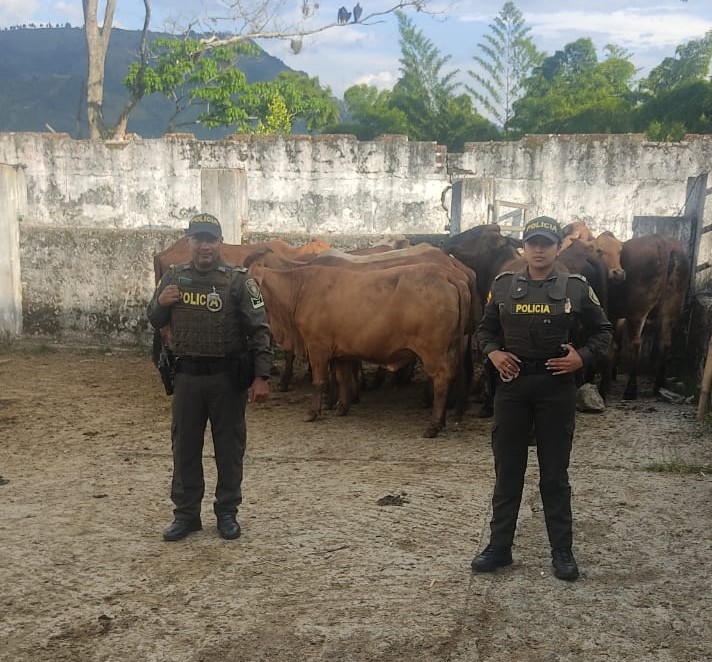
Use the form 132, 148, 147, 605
348, 238, 411, 254
561, 221, 595, 250
153, 236, 330, 283
594, 231, 625, 283
608, 234, 690, 400
441, 224, 521, 307
248, 261, 469, 438
248, 246, 476, 414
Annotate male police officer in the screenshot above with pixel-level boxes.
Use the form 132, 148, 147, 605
147, 213, 272, 541
472, 216, 612, 580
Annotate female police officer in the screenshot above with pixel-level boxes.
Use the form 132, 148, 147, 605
472, 216, 612, 580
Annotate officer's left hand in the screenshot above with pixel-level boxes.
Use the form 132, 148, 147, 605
248, 377, 270, 403
545, 344, 583, 375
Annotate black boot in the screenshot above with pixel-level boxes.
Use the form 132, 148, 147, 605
471, 544, 513, 572
217, 514, 241, 540
551, 547, 579, 580
163, 518, 202, 542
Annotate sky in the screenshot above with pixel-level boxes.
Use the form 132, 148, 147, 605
1, 1, 711, 98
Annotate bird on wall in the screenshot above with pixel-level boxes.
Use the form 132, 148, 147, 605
353, 3, 362, 22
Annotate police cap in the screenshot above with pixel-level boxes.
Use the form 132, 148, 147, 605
522, 216, 562, 244
186, 213, 222, 239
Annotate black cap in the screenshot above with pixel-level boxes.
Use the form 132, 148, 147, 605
186, 213, 222, 239
522, 216, 562, 243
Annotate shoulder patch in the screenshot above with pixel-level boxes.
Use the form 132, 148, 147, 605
568, 273, 588, 283
587, 286, 600, 305
494, 271, 514, 281
245, 277, 265, 309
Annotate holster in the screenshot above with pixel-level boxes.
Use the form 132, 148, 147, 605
228, 351, 255, 390
158, 347, 176, 396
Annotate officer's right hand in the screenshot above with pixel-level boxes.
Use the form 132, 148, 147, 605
488, 350, 521, 381
158, 284, 180, 307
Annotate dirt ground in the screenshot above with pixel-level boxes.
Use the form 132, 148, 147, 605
1, 343, 711, 662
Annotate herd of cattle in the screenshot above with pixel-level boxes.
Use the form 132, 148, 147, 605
153, 223, 691, 437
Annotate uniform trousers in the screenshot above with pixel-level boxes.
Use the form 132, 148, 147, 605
489, 371, 577, 550
170, 369, 247, 521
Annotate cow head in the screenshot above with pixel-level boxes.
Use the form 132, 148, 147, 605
595, 231, 625, 282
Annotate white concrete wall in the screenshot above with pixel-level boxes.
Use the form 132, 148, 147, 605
0, 132, 450, 235
3, 131, 712, 345
0, 164, 25, 335
0, 132, 709, 241
451, 133, 712, 241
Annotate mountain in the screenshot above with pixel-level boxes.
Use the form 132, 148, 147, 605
0, 26, 300, 139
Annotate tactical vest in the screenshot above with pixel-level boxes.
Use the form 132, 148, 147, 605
168, 263, 241, 357
498, 271, 578, 359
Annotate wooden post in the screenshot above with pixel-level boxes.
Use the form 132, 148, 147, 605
686, 173, 708, 297
697, 329, 712, 419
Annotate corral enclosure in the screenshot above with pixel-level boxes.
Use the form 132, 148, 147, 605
0, 132, 711, 377
2, 135, 712, 661
1, 347, 711, 661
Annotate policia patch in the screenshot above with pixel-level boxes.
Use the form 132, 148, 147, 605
246, 278, 265, 309
509, 302, 563, 314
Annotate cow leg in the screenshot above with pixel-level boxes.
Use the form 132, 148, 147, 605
350, 362, 362, 404
367, 366, 387, 390
622, 316, 645, 400
278, 350, 295, 392
424, 371, 450, 437
597, 355, 612, 401
334, 359, 354, 416
453, 357, 469, 422
653, 313, 677, 395
305, 354, 328, 422
624, 371, 638, 400
324, 359, 339, 410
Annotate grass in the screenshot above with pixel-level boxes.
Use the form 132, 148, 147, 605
645, 459, 712, 475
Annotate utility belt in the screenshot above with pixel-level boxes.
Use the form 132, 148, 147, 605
517, 358, 552, 376
175, 356, 230, 376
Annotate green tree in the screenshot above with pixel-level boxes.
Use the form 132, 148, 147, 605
255, 93, 293, 134
466, 2, 542, 137
391, 11, 460, 139
390, 11, 498, 147
640, 30, 712, 96
124, 38, 338, 134
328, 84, 409, 140
634, 31, 712, 139
511, 38, 636, 134
96, 0, 429, 138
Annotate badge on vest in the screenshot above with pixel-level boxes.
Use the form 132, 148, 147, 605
206, 287, 223, 312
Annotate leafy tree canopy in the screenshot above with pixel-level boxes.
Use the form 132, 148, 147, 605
125, 37, 338, 133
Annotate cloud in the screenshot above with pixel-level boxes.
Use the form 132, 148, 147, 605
0, 0, 39, 25
527, 9, 711, 49
353, 70, 398, 89
53, 2, 84, 26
